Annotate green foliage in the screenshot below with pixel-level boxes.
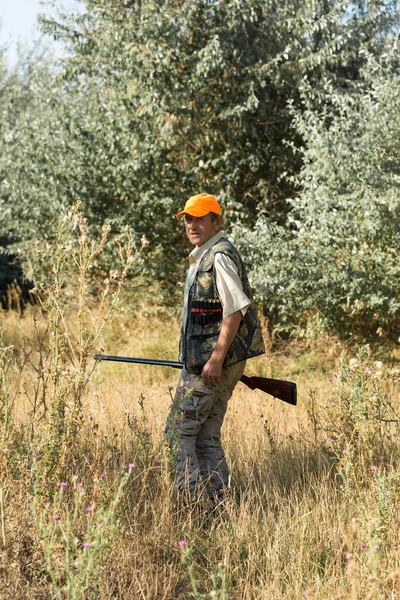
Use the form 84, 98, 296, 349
0, 0, 399, 335
235, 50, 400, 340
2, 0, 397, 294
37, 0, 396, 225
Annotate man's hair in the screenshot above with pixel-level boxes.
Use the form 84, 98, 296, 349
210, 212, 221, 222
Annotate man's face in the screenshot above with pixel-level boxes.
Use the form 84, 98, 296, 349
184, 213, 220, 247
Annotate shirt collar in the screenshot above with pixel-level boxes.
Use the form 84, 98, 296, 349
189, 232, 224, 265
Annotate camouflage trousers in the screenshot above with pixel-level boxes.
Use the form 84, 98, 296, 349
165, 361, 245, 497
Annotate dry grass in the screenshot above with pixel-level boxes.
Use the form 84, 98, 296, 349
1, 307, 400, 599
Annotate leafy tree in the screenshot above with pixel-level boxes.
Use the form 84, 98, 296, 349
38, 2, 398, 264
0, 47, 32, 299
1, 0, 398, 306
235, 50, 400, 342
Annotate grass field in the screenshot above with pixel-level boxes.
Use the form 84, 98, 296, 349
1, 298, 400, 600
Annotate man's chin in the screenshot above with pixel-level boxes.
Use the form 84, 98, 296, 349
190, 235, 202, 245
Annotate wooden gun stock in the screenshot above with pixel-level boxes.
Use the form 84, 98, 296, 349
239, 374, 296, 406
94, 355, 297, 406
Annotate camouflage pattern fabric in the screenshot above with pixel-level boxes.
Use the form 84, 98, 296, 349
165, 361, 245, 497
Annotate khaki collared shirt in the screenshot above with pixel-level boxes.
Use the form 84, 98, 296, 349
181, 233, 251, 333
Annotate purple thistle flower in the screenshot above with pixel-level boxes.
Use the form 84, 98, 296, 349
86, 507, 94, 513
99, 473, 106, 479
83, 542, 93, 549
53, 516, 61, 521
359, 542, 365, 548
128, 463, 135, 470
59, 482, 67, 487
369, 465, 377, 471
178, 540, 186, 547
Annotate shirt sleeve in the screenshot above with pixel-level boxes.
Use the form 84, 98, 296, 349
214, 253, 251, 318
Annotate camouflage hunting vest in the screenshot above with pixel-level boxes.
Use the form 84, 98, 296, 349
180, 237, 265, 374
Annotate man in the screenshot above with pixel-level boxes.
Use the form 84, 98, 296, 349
166, 192, 265, 503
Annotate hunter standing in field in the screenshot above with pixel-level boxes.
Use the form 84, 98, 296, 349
166, 192, 265, 504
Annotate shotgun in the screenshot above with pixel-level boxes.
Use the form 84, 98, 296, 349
94, 354, 297, 406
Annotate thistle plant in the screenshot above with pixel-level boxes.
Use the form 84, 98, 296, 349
32, 465, 135, 600
179, 540, 228, 600
19, 202, 143, 487
322, 347, 400, 480
320, 348, 400, 597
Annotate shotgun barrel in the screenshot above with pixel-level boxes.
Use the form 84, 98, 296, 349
95, 355, 182, 369
94, 354, 297, 406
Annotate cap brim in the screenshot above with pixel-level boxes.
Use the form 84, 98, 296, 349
175, 208, 211, 219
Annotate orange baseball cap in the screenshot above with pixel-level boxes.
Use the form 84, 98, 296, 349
176, 193, 221, 218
